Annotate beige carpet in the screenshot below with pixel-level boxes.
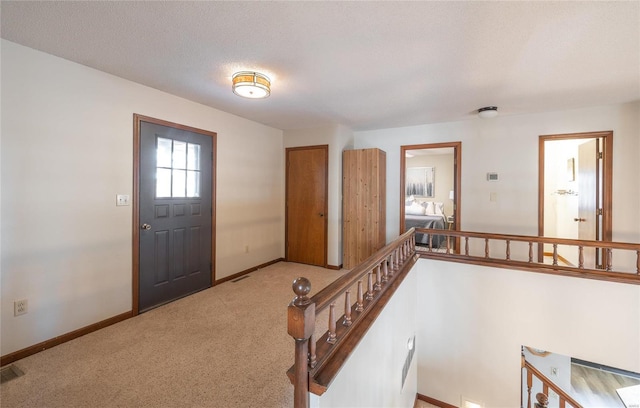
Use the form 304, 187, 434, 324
1, 262, 346, 408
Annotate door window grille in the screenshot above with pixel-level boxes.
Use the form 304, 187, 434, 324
156, 137, 201, 198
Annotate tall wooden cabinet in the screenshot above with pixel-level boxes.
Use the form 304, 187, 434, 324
342, 148, 386, 269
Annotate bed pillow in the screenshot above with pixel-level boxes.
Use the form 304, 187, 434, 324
406, 201, 425, 215
405, 195, 415, 206
434, 202, 445, 216
422, 201, 435, 215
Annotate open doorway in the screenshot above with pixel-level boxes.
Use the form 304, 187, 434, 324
400, 142, 461, 250
538, 131, 612, 268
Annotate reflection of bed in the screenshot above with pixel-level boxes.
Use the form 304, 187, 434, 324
405, 214, 447, 247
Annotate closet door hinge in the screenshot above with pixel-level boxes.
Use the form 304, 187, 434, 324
598, 152, 603, 159
597, 208, 603, 216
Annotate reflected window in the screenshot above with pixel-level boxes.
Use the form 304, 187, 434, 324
156, 137, 201, 198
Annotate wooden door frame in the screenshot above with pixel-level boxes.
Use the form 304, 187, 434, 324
284, 145, 329, 267
132, 114, 217, 316
400, 142, 462, 234
538, 131, 612, 263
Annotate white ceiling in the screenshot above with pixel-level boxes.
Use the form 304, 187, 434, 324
2, 1, 639, 131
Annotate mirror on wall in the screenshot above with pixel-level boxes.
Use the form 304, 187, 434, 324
521, 345, 640, 408
400, 142, 461, 250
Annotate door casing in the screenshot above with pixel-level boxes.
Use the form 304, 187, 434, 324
133, 114, 217, 315
538, 131, 612, 265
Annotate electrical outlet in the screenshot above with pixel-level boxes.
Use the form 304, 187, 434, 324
14, 299, 28, 316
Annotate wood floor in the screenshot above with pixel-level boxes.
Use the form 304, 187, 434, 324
571, 363, 640, 407
414, 400, 439, 408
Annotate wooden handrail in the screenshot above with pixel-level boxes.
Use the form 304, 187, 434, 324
523, 358, 583, 408
312, 228, 414, 312
287, 229, 417, 407
287, 229, 638, 407
422, 229, 640, 250
417, 228, 640, 284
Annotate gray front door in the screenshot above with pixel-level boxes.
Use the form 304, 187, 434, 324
139, 120, 213, 312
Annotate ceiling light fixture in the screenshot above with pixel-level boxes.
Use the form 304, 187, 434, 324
477, 106, 498, 119
232, 71, 270, 99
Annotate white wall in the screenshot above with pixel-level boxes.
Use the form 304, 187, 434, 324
354, 102, 640, 246
1, 40, 284, 355
417, 259, 640, 408
313, 267, 417, 408
283, 125, 353, 267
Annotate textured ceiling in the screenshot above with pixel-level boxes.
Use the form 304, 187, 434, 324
2, 1, 639, 131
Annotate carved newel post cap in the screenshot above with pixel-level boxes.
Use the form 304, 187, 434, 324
292, 277, 311, 306
535, 393, 549, 408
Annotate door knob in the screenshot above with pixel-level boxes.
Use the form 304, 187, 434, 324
319, 213, 324, 217
141, 223, 152, 230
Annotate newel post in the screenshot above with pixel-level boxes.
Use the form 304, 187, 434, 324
288, 277, 316, 408
534, 393, 549, 408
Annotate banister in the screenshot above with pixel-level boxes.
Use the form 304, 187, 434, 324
287, 229, 417, 406
523, 359, 583, 408
417, 228, 640, 284
312, 228, 415, 312
288, 228, 638, 407
287, 277, 316, 408
424, 228, 640, 250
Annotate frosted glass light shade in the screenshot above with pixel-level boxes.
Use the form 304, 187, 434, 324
478, 106, 498, 119
232, 71, 271, 99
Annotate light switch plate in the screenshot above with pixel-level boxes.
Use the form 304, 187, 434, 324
116, 194, 130, 206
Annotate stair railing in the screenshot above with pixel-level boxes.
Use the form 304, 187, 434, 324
417, 228, 640, 285
287, 228, 418, 408
522, 356, 583, 408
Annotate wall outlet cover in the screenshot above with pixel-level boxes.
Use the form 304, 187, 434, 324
14, 299, 28, 316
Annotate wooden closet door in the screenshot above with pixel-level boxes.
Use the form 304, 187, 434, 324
285, 145, 328, 267
343, 148, 386, 269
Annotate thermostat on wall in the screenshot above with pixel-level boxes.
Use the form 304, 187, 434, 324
486, 172, 499, 181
